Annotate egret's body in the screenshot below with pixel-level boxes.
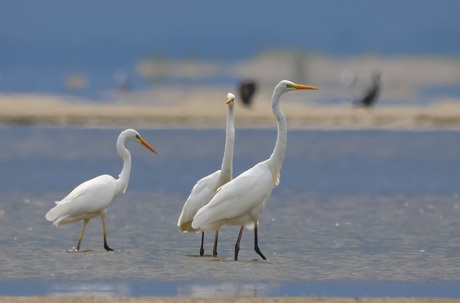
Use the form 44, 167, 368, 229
192, 80, 317, 261
178, 93, 235, 256
46, 129, 157, 251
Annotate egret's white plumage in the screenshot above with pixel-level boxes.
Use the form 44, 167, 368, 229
192, 80, 317, 261
46, 128, 157, 251
178, 93, 236, 256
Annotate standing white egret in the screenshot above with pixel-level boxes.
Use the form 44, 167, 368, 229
46, 129, 157, 251
192, 80, 317, 261
178, 93, 236, 256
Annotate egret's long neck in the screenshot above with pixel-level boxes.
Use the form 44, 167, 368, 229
220, 103, 235, 179
115, 136, 132, 196
268, 88, 287, 176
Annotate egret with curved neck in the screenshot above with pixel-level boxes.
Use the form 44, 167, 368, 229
46, 128, 157, 251
178, 93, 236, 256
192, 80, 317, 260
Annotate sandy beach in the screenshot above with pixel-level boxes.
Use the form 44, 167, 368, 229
2, 53, 460, 130
2, 91, 460, 130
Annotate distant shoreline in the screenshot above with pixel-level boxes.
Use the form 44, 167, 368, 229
2, 93, 460, 130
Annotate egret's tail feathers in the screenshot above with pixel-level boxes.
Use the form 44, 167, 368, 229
190, 220, 207, 233
191, 209, 218, 232
45, 208, 58, 222
192, 222, 217, 233
191, 210, 207, 231
45, 203, 74, 227
178, 221, 195, 232
194, 225, 206, 233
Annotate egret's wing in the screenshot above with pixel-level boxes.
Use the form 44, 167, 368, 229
46, 175, 116, 225
177, 170, 222, 230
189, 170, 221, 199
192, 163, 274, 229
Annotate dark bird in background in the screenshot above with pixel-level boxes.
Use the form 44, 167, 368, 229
354, 71, 381, 108
238, 80, 258, 107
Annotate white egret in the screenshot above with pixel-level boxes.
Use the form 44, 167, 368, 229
46, 129, 157, 251
178, 93, 236, 256
192, 80, 317, 260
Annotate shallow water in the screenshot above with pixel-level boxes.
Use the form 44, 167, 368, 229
1, 126, 460, 297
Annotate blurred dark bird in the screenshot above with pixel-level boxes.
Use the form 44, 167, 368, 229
354, 71, 381, 108
238, 80, 258, 107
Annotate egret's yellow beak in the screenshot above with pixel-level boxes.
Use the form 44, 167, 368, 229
139, 137, 158, 154
291, 83, 318, 90
226, 97, 235, 104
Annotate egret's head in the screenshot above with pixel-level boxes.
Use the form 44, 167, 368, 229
226, 92, 235, 105
277, 80, 318, 93
122, 129, 157, 154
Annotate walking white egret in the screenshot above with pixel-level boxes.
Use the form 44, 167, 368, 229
192, 80, 317, 260
46, 129, 157, 251
178, 93, 236, 256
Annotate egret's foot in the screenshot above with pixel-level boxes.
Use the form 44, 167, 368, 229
254, 246, 266, 260
199, 248, 204, 256
234, 248, 239, 261
104, 244, 114, 251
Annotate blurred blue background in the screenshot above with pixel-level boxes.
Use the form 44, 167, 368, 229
1, 0, 459, 97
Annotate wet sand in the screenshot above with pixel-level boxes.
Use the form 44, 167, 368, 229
0, 297, 459, 303
2, 92, 460, 129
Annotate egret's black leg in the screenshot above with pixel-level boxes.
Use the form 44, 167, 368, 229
213, 230, 219, 256
76, 219, 89, 251
103, 240, 113, 251
101, 212, 114, 251
199, 232, 205, 256
253, 222, 266, 260
234, 226, 244, 261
